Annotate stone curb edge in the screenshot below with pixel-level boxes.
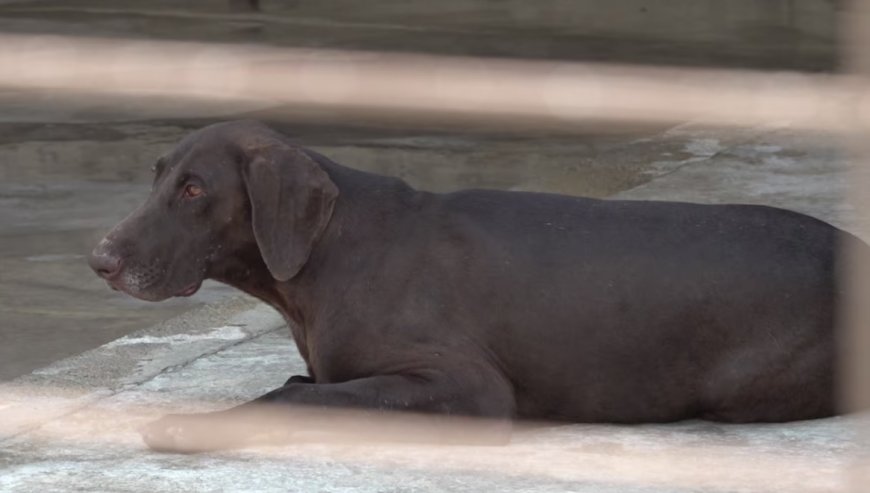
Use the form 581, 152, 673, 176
0, 296, 284, 442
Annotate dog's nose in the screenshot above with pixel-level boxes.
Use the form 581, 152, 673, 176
89, 242, 123, 280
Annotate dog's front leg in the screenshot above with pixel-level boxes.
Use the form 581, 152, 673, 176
283, 374, 315, 385
141, 373, 514, 453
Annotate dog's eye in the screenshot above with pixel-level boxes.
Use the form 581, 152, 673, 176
183, 184, 204, 199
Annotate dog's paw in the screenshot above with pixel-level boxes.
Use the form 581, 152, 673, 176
140, 413, 241, 454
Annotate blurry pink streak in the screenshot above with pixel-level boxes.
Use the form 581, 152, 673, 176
0, 33, 864, 132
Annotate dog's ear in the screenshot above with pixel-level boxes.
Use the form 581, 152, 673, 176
243, 145, 338, 281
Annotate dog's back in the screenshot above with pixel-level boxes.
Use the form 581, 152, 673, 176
417, 189, 845, 422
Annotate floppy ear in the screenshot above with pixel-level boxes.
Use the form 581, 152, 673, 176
243, 145, 338, 281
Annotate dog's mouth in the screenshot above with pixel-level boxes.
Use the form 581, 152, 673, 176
104, 278, 201, 301
175, 281, 202, 297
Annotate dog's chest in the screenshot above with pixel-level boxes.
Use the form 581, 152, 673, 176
283, 318, 311, 367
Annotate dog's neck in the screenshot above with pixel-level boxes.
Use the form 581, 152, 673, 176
205, 242, 286, 312
212, 156, 425, 364
210, 243, 313, 364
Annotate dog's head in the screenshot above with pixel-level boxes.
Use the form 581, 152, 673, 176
88, 120, 338, 301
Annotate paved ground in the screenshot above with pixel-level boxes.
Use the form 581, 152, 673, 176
1, 122, 867, 492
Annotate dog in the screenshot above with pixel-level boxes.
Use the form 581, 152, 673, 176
89, 120, 855, 452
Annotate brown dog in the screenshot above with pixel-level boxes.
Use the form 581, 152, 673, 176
91, 120, 851, 452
